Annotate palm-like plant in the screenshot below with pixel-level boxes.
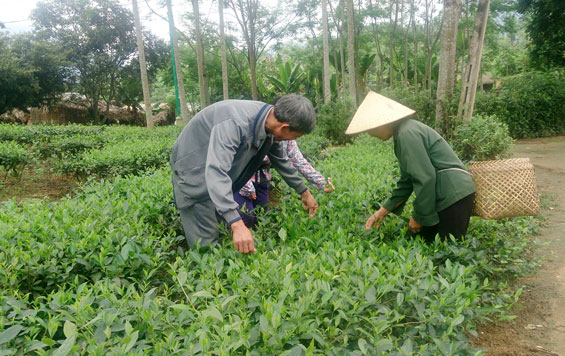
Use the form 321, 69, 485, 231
265, 59, 307, 94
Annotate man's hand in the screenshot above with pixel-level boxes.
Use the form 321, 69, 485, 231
230, 220, 256, 254
365, 207, 390, 230
301, 189, 319, 218
409, 216, 422, 234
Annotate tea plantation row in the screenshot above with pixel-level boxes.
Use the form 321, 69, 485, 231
0, 127, 539, 355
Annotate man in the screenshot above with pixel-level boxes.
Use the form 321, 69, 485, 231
170, 94, 319, 254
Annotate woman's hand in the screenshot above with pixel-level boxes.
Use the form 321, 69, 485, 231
365, 207, 390, 230
323, 177, 335, 193
409, 216, 423, 234
301, 189, 319, 218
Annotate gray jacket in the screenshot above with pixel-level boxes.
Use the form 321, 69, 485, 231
170, 100, 308, 224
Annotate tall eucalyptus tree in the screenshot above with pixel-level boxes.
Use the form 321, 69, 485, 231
218, 0, 229, 99
435, 0, 462, 136
346, 0, 357, 104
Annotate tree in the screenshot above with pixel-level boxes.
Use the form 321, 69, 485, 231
346, 0, 357, 105
32, 0, 138, 123
518, 0, 565, 68
218, 0, 229, 100
191, 0, 210, 108
457, 0, 490, 120
132, 0, 154, 129
322, 0, 332, 103
0, 33, 66, 114
228, 0, 296, 100
435, 0, 462, 137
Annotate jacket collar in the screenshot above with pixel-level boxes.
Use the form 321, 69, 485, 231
253, 105, 273, 147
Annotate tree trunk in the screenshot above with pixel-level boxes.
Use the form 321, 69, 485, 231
368, 0, 385, 86
167, 0, 190, 123
435, 0, 462, 137
218, 0, 229, 100
412, 0, 418, 92
346, 0, 356, 105
322, 0, 331, 104
192, 0, 209, 108
132, 0, 153, 129
389, 0, 399, 87
457, 0, 490, 121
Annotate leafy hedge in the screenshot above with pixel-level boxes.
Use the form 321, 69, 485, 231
0, 133, 539, 355
56, 139, 173, 178
474, 71, 565, 138
0, 141, 34, 177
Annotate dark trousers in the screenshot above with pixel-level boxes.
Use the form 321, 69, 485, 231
233, 182, 270, 228
407, 193, 476, 243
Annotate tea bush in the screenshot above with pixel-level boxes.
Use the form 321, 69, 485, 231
0, 141, 35, 177
0, 126, 540, 355
474, 71, 565, 138
56, 139, 173, 178
451, 114, 514, 162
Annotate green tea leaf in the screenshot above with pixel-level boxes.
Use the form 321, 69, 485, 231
0, 325, 23, 345
177, 271, 187, 285
202, 307, 223, 322
63, 321, 77, 338
52, 335, 76, 356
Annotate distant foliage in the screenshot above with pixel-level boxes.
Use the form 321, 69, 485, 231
451, 115, 514, 162
379, 87, 436, 127
316, 100, 355, 145
474, 71, 565, 138
295, 133, 331, 162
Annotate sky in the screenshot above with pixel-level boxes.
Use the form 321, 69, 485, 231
0, 0, 190, 40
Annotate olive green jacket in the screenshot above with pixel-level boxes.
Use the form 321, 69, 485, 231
382, 119, 476, 226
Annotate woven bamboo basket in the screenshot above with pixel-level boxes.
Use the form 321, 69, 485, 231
469, 158, 540, 219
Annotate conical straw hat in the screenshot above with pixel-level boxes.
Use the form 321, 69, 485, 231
345, 91, 416, 135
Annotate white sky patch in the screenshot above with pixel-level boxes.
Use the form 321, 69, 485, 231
0, 0, 182, 40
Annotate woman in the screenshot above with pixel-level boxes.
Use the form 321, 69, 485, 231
234, 140, 334, 228
347, 91, 476, 243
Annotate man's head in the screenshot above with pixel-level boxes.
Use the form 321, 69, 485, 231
269, 94, 316, 141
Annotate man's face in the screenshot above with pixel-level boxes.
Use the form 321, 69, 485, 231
272, 125, 305, 141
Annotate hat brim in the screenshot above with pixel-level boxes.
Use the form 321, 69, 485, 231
345, 91, 416, 135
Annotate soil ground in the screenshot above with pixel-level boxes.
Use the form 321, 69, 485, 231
0, 162, 79, 202
474, 136, 565, 355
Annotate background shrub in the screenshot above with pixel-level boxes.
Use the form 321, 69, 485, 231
296, 133, 331, 162
379, 87, 436, 127
451, 114, 514, 162
316, 99, 355, 145
474, 71, 565, 138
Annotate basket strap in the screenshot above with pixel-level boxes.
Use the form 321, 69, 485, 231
436, 167, 472, 176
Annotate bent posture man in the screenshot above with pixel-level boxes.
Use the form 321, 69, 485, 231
170, 94, 319, 254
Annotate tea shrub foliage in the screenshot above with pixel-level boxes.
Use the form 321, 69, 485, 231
451, 115, 514, 162
0, 125, 539, 355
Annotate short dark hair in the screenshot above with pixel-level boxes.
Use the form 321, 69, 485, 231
273, 94, 316, 133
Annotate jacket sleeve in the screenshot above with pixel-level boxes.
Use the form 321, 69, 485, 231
286, 140, 327, 190
205, 119, 244, 225
268, 142, 308, 194
383, 171, 413, 215
395, 130, 439, 226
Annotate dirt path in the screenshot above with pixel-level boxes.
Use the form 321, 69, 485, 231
475, 136, 565, 355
